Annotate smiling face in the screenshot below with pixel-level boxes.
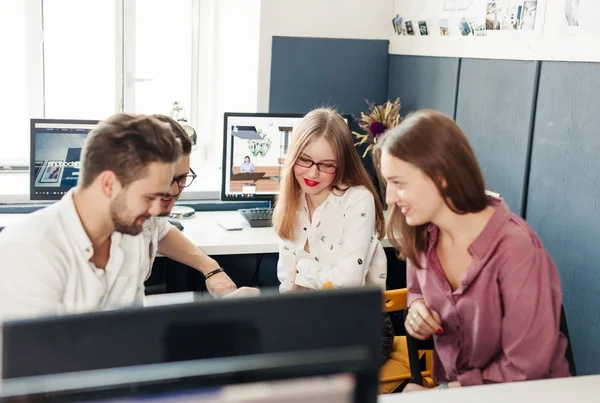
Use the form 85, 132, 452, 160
293, 136, 337, 198
109, 161, 174, 235
379, 150, 446, 227
158, 153, 190, 216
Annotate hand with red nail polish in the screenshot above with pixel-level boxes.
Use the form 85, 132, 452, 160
405, 298, 443, 340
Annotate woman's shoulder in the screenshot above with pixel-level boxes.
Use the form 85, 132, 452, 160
336, 185, 374, 202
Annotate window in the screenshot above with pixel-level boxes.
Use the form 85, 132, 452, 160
0, 0, 262, 203
128, 0, 193, 115
43, 0, 116, 119
0, 1, 32, 166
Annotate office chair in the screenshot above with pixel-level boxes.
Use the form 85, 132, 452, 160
321, 282, 433, 393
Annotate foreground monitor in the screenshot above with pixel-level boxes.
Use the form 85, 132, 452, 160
2, 287, 382, 399
0, 348, 375, 402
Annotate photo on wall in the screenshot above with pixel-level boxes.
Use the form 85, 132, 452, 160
418, 21, 429, 35
486, 0, 538, 31
405, 20, 415, 35
439, 18, 450, 35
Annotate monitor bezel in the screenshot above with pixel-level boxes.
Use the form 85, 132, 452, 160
220, 112, 351, 203
29, 118, 99, 202
0, 348, 375, 402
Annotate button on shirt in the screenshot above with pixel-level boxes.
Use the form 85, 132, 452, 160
407, 197, 570, 386
0, 189, 150, 321
278, 186, 387, 291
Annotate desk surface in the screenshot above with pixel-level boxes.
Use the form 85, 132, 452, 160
0, 211, 392, 256
378, 374, 600, 403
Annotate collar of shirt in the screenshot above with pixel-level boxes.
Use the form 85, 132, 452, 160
299, 188, 345, 213
58, 188, 123, 261
426, 196, 508, 257
425, 197, 511, 291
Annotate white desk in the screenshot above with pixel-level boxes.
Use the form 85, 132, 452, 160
378, 374, 600, 403
0, 211, 392, 256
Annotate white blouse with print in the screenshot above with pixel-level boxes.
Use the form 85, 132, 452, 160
277, 185, 387, 292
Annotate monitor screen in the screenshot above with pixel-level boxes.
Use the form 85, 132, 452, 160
30, 119, 98, 201
220, 112, 350, 202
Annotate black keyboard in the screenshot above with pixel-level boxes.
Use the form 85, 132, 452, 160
238, 208, 273, 228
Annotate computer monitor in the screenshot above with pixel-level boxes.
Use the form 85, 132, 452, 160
0, 349, 374, 402
220, 112, 350, 202
30, 118, 98, 201
2, 288, 381, 393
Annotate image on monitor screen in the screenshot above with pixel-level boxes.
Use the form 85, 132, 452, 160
30, 119, 98, 201
220, 112, 349, 202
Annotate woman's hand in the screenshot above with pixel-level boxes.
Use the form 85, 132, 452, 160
405, 299, 443, 340
291, 283, 312, 292
403, 383, 430, 393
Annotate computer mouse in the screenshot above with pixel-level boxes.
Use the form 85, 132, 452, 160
167, 218, 184, 231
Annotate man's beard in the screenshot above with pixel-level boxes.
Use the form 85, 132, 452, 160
110, 191, 150, 236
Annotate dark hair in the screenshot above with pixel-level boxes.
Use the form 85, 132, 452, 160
244, 156, 250, 160
79, 114, 182, 188
373, 109, 487, 269
152, 115, 192, 154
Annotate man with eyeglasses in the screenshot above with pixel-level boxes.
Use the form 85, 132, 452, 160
143, 116, 238, 298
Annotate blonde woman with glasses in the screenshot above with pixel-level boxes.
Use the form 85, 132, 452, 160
272, 107, 393, 364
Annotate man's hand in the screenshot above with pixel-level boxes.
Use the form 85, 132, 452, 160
205, 271, 237, 298
223, 287, 260, 299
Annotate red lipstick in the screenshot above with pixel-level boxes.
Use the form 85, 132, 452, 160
304, 178, 320, 187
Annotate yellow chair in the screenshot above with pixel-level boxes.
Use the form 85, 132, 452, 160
321, 282, 434, 393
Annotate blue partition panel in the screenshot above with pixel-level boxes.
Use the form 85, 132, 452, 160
269, 36, 389, 116
527, 61, 600, 375
455, 58, 539, 215
387, 55, 459, 118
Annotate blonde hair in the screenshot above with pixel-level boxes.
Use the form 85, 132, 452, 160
273, 108, 384, 241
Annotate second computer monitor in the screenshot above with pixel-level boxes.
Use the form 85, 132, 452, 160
220, 112, 350, 202
30, 118, 99, 201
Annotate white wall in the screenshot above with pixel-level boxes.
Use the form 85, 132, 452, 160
194, 0, 262, 188
256, 0, 395, 112
389, 0, 600, 62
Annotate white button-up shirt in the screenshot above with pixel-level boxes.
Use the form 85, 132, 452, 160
277, 185, 387, 292
142, 216, 173, 277
0, 189, 150, 322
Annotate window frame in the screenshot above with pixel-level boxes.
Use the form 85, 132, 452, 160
0, 0, 219, 203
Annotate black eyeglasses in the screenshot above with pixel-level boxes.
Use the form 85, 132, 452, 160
295, 157, 337, 174
171, 168, 197, 188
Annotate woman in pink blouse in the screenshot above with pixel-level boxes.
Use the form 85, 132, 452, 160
374, 109, 571, 392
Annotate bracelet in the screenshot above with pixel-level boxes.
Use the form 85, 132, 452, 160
205, 267, 225, 280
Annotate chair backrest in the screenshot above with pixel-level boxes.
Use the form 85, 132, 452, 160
382, 289, 407, 313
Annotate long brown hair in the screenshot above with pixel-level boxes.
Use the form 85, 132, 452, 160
273, 108, 384, 241
373, 109, 488, 269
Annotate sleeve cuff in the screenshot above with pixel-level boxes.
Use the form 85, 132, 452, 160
407, 292, 425, 308
296, 258, 319, 281
457, 368, 483, 386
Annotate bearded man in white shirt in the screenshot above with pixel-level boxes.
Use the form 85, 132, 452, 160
0, 114, 182, 320
142, 115, 237, 298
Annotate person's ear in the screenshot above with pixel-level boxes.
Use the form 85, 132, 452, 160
97, 170, 121, 199
438, 176, 448, 190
